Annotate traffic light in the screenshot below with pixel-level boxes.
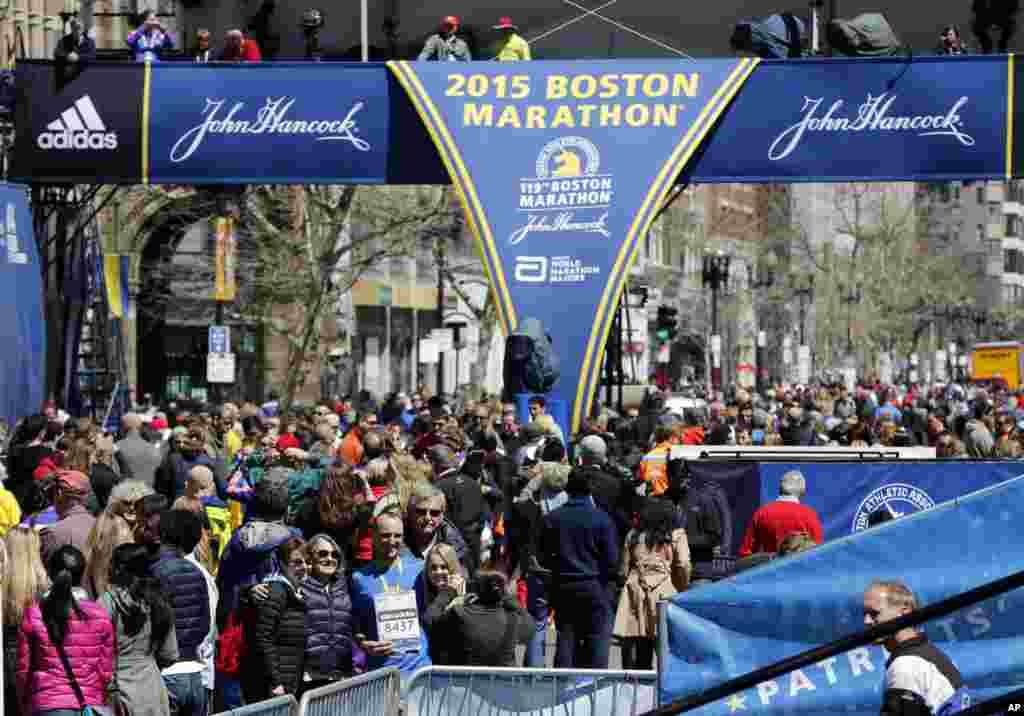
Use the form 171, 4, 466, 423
656, 306, 678, 342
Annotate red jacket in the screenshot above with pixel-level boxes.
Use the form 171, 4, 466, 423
738, 499, 823, 557
16, 597, 114, 713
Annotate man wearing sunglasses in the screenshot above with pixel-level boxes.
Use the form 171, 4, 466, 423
403, 482, 469, 572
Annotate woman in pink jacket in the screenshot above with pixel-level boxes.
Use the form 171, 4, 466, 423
16, 544, 114, 716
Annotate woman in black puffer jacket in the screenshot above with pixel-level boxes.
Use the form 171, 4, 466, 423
301, 534, 355, 690
242, 537, 308, 702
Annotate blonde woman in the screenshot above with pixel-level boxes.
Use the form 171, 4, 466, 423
4, 527, 49, 716
421, 542, 465, 665
390, 453, 430, 514
83, 480, 154, 598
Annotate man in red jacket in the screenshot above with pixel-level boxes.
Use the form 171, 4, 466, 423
738, 470, 823, 557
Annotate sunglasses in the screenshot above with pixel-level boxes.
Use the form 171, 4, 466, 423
315, 549, 339, 560
416, 508, 443, 518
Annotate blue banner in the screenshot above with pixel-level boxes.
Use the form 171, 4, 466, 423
687, 56, 1013, 183
758, 461, 1023, 543
660, 474, 1024, 713
146, 63, 392, 184
0, 183, 45, 426
389, 59, 758, 431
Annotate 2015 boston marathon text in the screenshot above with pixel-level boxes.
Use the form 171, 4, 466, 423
445, 72, 701, 129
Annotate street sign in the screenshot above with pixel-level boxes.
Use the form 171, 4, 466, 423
419, 338, 439, 364
431, 328, 454, 352
208, 325, 230, 354
206, 353, 236, 383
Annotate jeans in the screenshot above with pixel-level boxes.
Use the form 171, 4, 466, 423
524, 573, 550, 667
165, 671, 209, 716
551, 579, 611, 669
213, 676, 242, 712
619, 637, 656, 670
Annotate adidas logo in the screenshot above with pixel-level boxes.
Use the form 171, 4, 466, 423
36, 95, 118, 150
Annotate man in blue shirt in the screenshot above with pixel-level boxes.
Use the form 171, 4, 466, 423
350, 511, 431, 682
540, 468, 619, 669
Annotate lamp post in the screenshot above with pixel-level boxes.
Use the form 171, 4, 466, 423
748, 250, 776, 393
792, 275, 815, 347
702, 252, 731, 390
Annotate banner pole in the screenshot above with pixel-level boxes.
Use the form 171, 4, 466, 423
360, 0, 368, 62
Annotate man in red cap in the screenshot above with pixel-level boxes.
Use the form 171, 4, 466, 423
419, 15, 471, 61
40, 470, 96, 562
493, 16, 530, 60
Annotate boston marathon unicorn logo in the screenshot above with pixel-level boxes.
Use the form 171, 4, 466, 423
852, 482, 936, 532
535, 136, 600, 178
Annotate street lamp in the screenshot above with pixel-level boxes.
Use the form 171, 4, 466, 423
702, 251, 731, 389
748, 249, 777, 392
791, 274, 815, 347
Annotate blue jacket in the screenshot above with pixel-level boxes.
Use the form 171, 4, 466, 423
216, 519, 302, 628
152, 548, 211, 661
300, 572, 354, 679
540, 496, 619, 584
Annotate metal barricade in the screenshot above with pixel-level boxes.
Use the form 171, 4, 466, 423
297, 667, 402, 716
402, 666, 658, 716
213, 694, 298, 716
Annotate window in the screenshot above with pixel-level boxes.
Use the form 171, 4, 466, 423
978, 185, 986, 204
1004, 248, 1024, 274
990, 202, 1001, 221
1005, 249, 1014, 273
1008, 215, 1021, 238
978, 223, 986, 242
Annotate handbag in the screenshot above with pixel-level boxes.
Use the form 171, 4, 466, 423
54, 637, 99, 716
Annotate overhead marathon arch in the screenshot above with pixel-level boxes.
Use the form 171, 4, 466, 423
12, 56, 1018, 431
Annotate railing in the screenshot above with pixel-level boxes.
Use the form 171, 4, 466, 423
213, 694, 297, 716
296, 667, 401, 716
402, 666, 657, 716
648, 568, 1024, 716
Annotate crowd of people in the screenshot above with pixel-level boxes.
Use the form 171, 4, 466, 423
0, 376, 1015, 715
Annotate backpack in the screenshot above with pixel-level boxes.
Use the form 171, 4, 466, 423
730, 13, 805, 58
827, 13, 901, 57
504, 317, 560, 396
214, 591, 258, 676
204, 504, 234, 575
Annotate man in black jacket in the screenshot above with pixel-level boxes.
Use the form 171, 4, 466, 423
973, 0, 1019, 52
666, 458, 723, 586
574, 435, 630, 545
430, 445, 487, 576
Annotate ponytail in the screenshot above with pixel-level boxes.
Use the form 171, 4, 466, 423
41, 546, 86, 646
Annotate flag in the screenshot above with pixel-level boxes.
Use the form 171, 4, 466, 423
104, 253, 131, 319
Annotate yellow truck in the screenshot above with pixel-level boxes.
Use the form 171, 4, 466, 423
969, 341, 1024, 390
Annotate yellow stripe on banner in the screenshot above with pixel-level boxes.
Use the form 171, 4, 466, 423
573, 58, 759, 432
1008, 54, 1015, 180
142, 61, 152, 185
390, 61, 516, 335
104, 254, 124, 319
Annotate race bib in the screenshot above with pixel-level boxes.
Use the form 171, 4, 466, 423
373, 590, 421, 653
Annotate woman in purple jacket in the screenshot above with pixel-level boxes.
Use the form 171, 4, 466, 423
16, 545, 115, 716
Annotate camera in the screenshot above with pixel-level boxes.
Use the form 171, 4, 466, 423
301, 9, 324, 30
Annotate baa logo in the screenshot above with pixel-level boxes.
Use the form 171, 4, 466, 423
852, 482, 936, 532
535, 136, 600, 179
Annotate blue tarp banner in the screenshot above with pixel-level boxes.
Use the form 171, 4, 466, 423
146, 63, 392, 184
659, 473, 1024, 713
686, 56, 1012, 183
757, 461, 1024, 542
388, 59, 758, 430
0, 183, 45, 427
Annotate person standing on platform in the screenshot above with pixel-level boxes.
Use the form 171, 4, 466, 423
419, 16, 472, 61
493, 17, 531, 60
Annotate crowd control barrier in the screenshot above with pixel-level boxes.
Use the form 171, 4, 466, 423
297, 668, 401, 716
402, 666, 658, 716
213, 695, 297, 716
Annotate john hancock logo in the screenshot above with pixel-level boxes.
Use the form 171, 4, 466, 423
511, 136, 612, 246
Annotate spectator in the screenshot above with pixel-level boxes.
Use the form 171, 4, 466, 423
300, 534, 354, 690
82, 505, 135, 598
152, 510, 212, 716
340, 412, 376, 467
99, 543, 177, 716
540, 466, 619, 669
425, 569, 533, 666
639, 425, 675, 497
614, 499, 690, 670
127, 10, 174, 63
117, 413, 163, 488
134, 494, 168, 566
7, 415, 54, 510
430, 445, 486, 576
573, 435, 630, 543
3, 527, 48, 716
738, 470, 823, 557
492, 17, 531, 60
15, 546, 114, 716
528, 396, 565, 443
40, 471, 96, 565
350, 512, 432, 681
247, 0, 280, 60
418, 16, 472, 62
53, 18, 96, 71
863, 580, 967, 715
421, 543, 466, 664
242, 537, 308, 701
664, 459, 724, 586
403, 482, 470, 567
972, 0, 1018, 53
191, 28, 212, 62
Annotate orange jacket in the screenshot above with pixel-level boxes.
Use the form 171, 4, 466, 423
339, 429, 364, 466
638, 441, 673, 496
